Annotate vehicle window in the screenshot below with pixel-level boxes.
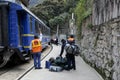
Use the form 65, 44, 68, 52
35, 21, 39, 33
30, 16, 33, 32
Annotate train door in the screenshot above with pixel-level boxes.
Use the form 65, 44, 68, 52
17, 12, 24, 46
0, 6, 8, 46
35, 21, 39, 34
0, 7, 2, 46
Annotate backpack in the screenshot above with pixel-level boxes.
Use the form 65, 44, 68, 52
48, 57, 65, 72
65, 44, 75, 54
73, 45, 80, 56
49, 65, 63, 72
55, 56, 67, 67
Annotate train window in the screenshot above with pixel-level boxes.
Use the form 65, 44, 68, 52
0, 10, 2, 45
39, 24, 41, 30
39, 24, 43, 32
35, 21, 39, 33
44, 27, 46, 35
30, 16, 33, 32
41, 24, 43, 32
41, 25, 44, 34
45, 27, 47, 35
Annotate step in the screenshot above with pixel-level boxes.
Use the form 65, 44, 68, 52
25, 57, 30, 61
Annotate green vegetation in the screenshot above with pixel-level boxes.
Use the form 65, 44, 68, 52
30, 0, 93, 35
49, 12, 69, 31
74, 0, 93, 37
87, 23, 93, 29
30, 0, 79, 34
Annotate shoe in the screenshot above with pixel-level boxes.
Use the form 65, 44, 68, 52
70, 67, 73, 69
35, 67, 38, 69
65, 68, 70, 71
73, 68, 76, 70
38, 67, 42, 69
66, 69, 70, 71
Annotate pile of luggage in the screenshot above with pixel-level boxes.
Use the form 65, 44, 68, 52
45, 56, 68, 72
45, 43, 80, 72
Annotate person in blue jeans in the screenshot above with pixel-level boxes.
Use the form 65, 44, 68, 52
32, 52, 41, 69
30, 35, 42, 69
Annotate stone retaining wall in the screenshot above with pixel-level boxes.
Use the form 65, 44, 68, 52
79, 16, 120, 80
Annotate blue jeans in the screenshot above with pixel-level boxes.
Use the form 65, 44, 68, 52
33, 52, 41, 68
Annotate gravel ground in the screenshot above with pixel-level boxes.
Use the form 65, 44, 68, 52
0, 46, 51, 80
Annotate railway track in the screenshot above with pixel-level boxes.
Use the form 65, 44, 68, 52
0, 68, 10, 75
0, 45, 53, 80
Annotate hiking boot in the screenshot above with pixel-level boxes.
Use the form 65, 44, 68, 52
73, 67, 76, 70
38, 67, 42, 69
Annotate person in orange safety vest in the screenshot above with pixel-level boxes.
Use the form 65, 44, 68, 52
30, 35, 42, 69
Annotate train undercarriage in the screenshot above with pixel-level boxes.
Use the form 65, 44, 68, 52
0, 46, 31, 68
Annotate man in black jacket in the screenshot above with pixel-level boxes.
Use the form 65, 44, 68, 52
60, 35, 76, 71
60, 39, 66, 56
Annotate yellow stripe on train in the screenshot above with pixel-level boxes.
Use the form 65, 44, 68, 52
22, 34, 34, 37
24, 46, 30, 48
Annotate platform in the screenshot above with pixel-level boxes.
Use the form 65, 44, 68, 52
20, 44, 104, 80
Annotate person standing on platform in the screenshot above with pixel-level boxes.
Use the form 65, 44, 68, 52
30, 35, 42, 69
59, 39, 66, 57
66, 35, 76, 70
60, 35, 76, 71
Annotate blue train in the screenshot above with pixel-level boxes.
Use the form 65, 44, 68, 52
0, 1, 51, 67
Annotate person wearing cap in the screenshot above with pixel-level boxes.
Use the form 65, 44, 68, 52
60, 35, 76, 71
30, 35, 42, 69
66, 35, 76, 70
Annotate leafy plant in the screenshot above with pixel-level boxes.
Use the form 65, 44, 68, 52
87, 23, 93, 29
74, 0, 93, 37
30, 0, 79, 34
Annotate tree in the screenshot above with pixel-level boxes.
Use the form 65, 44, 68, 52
30, 0, 78, 34
49, 12, 69, 33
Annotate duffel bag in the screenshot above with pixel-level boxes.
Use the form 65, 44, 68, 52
49, 65, 63, 72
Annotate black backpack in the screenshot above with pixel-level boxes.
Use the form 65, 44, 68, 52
55, 56, 67, 66
65, 44, 75, 54
73, 45, 80, 56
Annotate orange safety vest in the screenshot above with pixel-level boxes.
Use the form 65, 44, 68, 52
31, 39, 42, 53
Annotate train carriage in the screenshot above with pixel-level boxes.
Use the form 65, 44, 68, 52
0, 1, 50, 67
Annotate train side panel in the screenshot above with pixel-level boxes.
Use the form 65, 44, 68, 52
0, 1, 51, 67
